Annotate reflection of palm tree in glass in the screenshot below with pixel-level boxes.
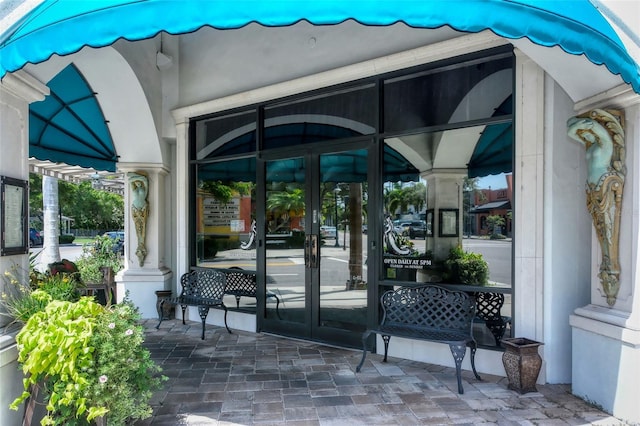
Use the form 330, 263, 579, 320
384, 182, 426, 216
266, 187, 305, 233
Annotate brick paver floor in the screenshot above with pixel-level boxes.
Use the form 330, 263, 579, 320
136, 319, 629, 425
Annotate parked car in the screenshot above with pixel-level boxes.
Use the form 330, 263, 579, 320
405, 220, 427, 239
29, 228, 42, 246
103, 231, 125, 254
320, 225, 337, 239
393, 220, 411, 235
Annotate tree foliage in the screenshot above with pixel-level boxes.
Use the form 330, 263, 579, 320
384, 182, 426, 216
29, 174, 124, 231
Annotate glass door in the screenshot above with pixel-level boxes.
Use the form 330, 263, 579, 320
262, 148, 369, 348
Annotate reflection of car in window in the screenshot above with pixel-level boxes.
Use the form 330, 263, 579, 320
320, 225, 337, 239
405, 221, 427, 239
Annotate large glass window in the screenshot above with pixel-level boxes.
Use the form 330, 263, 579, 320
383, 54, 512, 132
191, 48, 514, 348
195, 157, 257, 310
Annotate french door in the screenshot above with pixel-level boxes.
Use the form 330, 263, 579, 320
260, 146, 370, 348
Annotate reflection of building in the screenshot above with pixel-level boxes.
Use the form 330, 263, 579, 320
470, 175, 513, 236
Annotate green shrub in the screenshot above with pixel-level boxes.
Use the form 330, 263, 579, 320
59, 234, 75, 244
444, 245, 489, 285
75, 236, 123, 284
2, 263, 82, 325
11, 298, 165, 425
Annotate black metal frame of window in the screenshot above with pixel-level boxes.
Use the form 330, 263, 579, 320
188, 44, 516, 348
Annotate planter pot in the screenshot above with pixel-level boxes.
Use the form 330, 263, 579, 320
501, 337, 544, 394
155, 290, 174, 320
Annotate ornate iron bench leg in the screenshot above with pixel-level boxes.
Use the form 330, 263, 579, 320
221, 304, 231, 334
356, 330, 373, 372
267, 292, 282, 319
382, 335, 391, 362
156, 299, 165, 329
197, 305, 209, 340
469, 342, 481, 380
450, 344, 467, 394
180, 304, 188, 325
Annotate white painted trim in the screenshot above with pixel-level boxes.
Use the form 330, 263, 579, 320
0, 70, 49, 103
574, 84, 640, 112
570, 312, 640, 346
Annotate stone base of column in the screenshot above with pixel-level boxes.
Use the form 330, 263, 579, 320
116, 267, 173, 319
570, 305, 640, 424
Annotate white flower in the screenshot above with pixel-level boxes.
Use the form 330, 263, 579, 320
99, 375, 108, 384
125, 329, 133, 336
108, 323, 116, 329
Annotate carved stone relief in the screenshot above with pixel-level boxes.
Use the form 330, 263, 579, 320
128, 172, 149, 267
567, 109, 625, 306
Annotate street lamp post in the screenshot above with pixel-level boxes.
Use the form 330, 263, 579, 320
334, 187, 340, 248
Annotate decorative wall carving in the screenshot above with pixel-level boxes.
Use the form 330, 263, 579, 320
567, 109, 625, 306
128, 172, 149, 267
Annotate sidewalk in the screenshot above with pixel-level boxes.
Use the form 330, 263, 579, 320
138, 319, 629, 425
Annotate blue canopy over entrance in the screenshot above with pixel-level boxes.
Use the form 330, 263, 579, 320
29, 63, 117, 172
1, 0, 638, 92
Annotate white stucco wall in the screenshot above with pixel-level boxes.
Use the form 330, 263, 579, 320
543, 78, 592, 383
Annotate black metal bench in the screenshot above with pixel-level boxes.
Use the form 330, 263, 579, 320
474, 291, 512, 347
224, 267, 281, 318
356, 284, 481, 394
156, 269, 231, 339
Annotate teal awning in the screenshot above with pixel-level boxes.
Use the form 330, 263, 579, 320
29, 64, 117, 171
0, 0, 638, 93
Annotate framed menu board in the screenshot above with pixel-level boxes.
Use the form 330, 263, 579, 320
438, 208, 459, 238
1, 176, 28, 256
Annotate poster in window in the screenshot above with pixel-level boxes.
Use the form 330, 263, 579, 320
439, 209, 459, 237
1, 176, 28, 256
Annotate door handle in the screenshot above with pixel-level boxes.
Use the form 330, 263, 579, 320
309, 234, 318, 269
304, 235, 310, 267
304, 234, 319, 269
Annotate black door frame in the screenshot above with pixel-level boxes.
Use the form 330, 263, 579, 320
257, 138, 376, 348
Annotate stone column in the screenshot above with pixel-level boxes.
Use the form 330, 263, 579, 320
0, 70, 49, 426
422, 169, 466, 262
115, 164, 173, 318
569, 89, 640, 424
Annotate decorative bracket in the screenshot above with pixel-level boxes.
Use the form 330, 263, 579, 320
567, 109, 625, 306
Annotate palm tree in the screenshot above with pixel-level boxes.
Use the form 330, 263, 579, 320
266, 187, 305, 232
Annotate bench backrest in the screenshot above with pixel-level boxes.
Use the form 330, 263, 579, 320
381, 285, 475, 333
180, 269, 226, 302
225, 268, 257, 294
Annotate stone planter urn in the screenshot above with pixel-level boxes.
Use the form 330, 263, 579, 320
501, 337, 544, 394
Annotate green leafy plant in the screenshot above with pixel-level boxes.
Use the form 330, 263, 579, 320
10, 297, 165, 425
75, 235, 123, 284
444, 245, 489, 285
1, 261, 81, 325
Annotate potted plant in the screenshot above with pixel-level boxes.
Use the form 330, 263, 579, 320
443, 245, 489, 285
2, 261, 165, 425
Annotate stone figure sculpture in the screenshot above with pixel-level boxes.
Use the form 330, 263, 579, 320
128, 172, 149, 266
567, 109, 625, 306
